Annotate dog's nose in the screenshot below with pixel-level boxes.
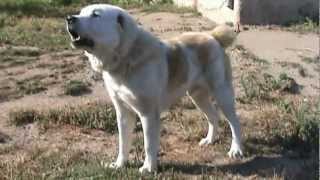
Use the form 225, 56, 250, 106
66, 15, 77, 24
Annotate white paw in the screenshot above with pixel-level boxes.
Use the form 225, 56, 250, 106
227, 143, 243, 159
139, 163, 156, 174
107, 161, 125, 169
139, 165, 151, 174
199, 137, 214, 146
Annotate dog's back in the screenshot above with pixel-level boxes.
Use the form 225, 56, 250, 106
163, 27, 235, 106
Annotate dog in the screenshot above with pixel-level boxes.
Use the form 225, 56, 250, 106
66, 4, 243, 173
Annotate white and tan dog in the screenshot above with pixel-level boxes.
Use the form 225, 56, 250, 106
66, 4, 243, 173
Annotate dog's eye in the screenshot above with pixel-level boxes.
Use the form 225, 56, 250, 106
91, 10, 100, 18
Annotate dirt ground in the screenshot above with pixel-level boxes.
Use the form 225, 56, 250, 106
236, 30, 319, 96
0, 10, 319, 179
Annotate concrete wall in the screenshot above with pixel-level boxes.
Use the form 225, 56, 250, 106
197, 0, 235, 24
173, 0, 236, 24
173, 0, 196, 8
173, 0, 319, 25
240, 0, 319, 25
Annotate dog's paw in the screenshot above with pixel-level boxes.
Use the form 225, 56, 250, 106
139, 163, 156, 174
139, 165, 152, 174
199, 137, 214, 146
139, 166, 150, 174
227, 143, 243, 159
108, 161, 125, 169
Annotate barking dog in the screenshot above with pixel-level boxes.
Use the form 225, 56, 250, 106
66, 4, 243, 173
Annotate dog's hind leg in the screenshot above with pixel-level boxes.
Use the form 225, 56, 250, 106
212, 82, 243, 158
188, 86, 219, 146
206, 53, 243, 159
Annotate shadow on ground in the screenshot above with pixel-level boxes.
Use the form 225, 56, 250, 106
159, 155, 317, 179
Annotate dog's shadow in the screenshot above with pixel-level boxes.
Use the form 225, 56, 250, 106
158, 155, 313, 179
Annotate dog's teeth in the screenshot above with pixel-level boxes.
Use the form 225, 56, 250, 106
75, 36, 81, 41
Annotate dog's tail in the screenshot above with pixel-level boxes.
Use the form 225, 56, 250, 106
211, 25, 237, 48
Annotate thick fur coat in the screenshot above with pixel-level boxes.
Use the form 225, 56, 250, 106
66, 4, 243, 173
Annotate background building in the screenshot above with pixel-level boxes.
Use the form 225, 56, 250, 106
173, 0, 319, 25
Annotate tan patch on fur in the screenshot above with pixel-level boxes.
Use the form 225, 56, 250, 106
177, 33, 214, 67
166, 42, 189, 90
174, 33, 234, 84
166, 33, 218, 90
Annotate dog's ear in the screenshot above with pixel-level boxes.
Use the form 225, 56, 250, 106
117, 14, 124, 31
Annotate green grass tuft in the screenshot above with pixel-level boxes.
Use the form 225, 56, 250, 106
239, 73, 276, 102
282, 101, 320, 154
0, 0, 81, 17
63, 80, 91, 96
0, 17, 70, 51
285, 17, 319, 34
9, 109, 39, 126
9, 102, 117, 133
301, 56, 319, 64
238, 72, 301, 103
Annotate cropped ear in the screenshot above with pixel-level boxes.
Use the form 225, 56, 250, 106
117, 14, 124, 31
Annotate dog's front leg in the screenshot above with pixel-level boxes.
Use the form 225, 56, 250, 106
109, 99, 136, 169
138, 111, 160, 173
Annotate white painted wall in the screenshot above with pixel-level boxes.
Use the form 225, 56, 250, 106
198, 1, 234, 24
173, 0, 235, 24
198, 0, 225, 10
172, 0, 195, 8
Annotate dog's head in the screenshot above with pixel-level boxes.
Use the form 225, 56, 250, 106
66, 4, 137, 54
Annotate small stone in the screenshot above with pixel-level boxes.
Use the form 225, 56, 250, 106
298, 67, 307, 77
280, 78, 301, 94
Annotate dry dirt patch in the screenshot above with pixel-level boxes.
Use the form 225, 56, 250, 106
236, 30, 319, 96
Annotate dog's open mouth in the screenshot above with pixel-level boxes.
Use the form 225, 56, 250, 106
68, 28, 94, 48
69, 29, 80, 41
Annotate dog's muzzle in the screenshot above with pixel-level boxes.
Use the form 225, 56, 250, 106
66, 15, 94, 48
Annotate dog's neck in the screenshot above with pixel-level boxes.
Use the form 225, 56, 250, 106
93, 28, 164, 80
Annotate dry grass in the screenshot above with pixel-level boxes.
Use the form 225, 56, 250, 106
234, 45, 270, 67
4, 93, 320, 179
0, 46, 41, 69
